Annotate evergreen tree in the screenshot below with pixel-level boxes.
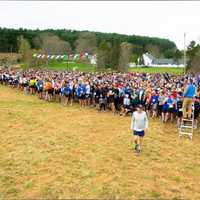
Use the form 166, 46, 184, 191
173, 49, 183, 65
110, 38, 120, 70
97, 40, 111, 70
186, 41, 200, 73
17, 35, 33, 70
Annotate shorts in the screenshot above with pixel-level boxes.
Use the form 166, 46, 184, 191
85, 94, 90, 99
124, 105, 130, 109
133, 130, 145, 137
168, 108, 174, 113
108, 97, 115, 104
177, 111, 183, 118
30, 85, 36, 89
78, 94, 85, 100
55, 89, 61, 95
37, 88, 43, 93
152, 103, 157, 110
162, 108, 168, 113
81, 94, 86, 100
146, 103, 151, 110
23, 83, 29, 87
95, 96, 99, 104
64, 93, 71, 98
13, 80, 18, 85
158, 105, 163, 115
194, 111, 199, 120
48, 88, 54, 95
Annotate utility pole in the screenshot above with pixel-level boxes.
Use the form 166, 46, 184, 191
184, 33, 186, 75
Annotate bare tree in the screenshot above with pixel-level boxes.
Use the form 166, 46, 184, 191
34, 33, 71, 55
145, 44, 161, 58
75, 32, 97, 54
118, 42, 133, 72
189, 49, 200, 73
186, 41, 200, 73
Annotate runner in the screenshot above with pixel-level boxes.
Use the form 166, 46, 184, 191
182, 79, 196, 119
130, 104, 149, 154
36, 77, 43, 99
0, 68, 199, 131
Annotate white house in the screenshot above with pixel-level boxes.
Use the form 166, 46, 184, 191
142, 53, 154, 66
139, 52, 184, 67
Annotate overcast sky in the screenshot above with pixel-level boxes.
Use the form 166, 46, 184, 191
0, 1, 200, 50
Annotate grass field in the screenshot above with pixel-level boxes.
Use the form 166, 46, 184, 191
0, 85, 200, 199
48, 60, 96, 72
130, 67, 184, 75
47, 60, 184, 75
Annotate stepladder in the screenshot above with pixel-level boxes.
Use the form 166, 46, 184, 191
179, 105, 194, 140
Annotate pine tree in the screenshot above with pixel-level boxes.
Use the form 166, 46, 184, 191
97, 40, 111, 70
110, 38, 120, 70
17, 35, 33, 70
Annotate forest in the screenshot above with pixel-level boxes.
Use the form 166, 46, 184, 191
0, 27, 177, 58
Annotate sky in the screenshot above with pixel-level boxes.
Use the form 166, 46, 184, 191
0, 1, 200, 50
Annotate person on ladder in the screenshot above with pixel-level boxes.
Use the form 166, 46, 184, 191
182, 79, 197, 119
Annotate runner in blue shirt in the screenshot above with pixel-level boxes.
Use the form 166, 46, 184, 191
161, 95, 169, 123
167, 95, 175, 122
151, 92, 159, 118
81, 83, 87, 107
36, 78, 43, 99
61, 81, 72, 106
76, 83, 84, 108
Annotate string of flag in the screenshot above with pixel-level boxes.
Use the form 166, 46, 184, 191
32, 52, 96, 61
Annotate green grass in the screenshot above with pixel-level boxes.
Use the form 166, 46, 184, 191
45, 60, 184, 75
130, 67, 184, 75
0, 85, 200, 199
47, 60, 96, 72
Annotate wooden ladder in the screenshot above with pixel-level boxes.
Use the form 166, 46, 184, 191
179, 104, 194, 140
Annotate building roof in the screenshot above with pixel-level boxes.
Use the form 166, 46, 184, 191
142, 52, 184, 65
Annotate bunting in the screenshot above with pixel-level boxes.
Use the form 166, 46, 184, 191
32, 52, 93, 61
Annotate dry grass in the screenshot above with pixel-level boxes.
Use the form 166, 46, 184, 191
0, 85, 200, 199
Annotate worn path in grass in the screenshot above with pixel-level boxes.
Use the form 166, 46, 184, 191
0, 85, 200, 199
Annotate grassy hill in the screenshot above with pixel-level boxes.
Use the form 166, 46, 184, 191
0, 85, 199, 199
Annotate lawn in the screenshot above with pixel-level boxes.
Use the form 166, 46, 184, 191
130, 67, 184, 75
46, 60, 184, 75
0, 85, 200, 199
47, 60, 96, 72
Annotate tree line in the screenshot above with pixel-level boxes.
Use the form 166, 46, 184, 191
0, 27, 177, 56
0, 27, 183, 71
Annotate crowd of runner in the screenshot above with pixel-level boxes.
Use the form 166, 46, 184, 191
0, 68, 200, 128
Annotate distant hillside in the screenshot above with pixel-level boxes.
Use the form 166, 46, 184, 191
0, 27, 177, 58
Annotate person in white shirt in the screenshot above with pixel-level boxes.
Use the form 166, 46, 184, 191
130, 104, 149, 153
85, 82, 91, 106
120, 94, 131, 116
